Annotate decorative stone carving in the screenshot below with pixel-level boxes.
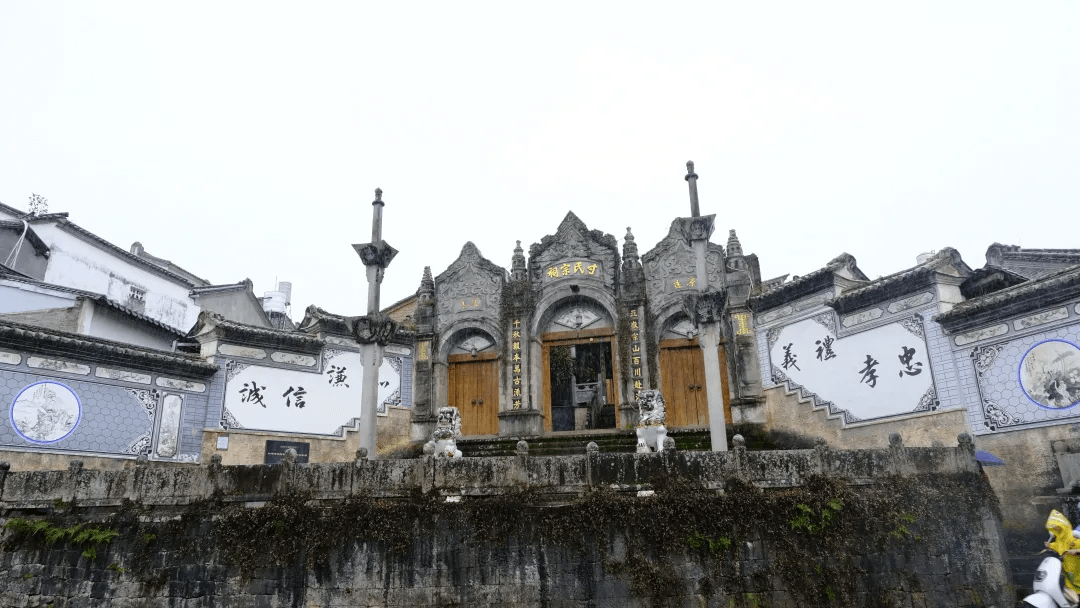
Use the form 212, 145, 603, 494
423, 406, 463, 458
354, 312, 397, 345
811, 312, 837, 335
759, 306, 792, 324
435, 242, 505, 329
529, 212, 618, 287
641, 218, 724, 307
352, 241, 398, 269
95, 367, 152, 384
218, 345, 267, 360
682, 291, 726, 326
954, 323, 1009, 346
1014, 307, 1069, 331
26, 357, 90, 375
271, 352, 317, 366
511, 241, 528, 282
841, 307, 883, 328
0, 351, 21, 365
898, 314, 925, 339
635, 390, 668, 454
155, 377, 206, 393
887, 292, 934, 314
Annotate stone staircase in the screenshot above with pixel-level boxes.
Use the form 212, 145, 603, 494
454, 427, 738, 457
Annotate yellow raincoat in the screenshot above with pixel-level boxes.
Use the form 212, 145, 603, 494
1046, 509, 1080, 593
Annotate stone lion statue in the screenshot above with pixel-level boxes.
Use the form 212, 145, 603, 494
635, 389, 668, 453
423, 406, 463, 458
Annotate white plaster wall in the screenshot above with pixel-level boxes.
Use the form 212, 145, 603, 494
86, 307, 176, 351
0, 284, 76, 314
31, 223, 198, 332
222, 351, 364, 436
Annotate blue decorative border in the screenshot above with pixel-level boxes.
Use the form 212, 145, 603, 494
1019, 338, 1080, 411
9, 380, 83, 444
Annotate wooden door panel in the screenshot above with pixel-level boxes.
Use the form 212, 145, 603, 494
661, 346, 710, 428
449, 359, 498, 436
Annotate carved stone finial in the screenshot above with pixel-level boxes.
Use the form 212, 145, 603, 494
511, 240, 527, 281
685, 160, 697, 180
888, 432, 904, 448
516, 440, 529, 456
418, 266, 435, 303
0, 462, 10, 471
356, 447, 369, 460
586, 441, 599, 454
732, 434, 746, 450
373, 188, 383, 205
726, 229, 743, 258
663, 437, 676, 452
135, 454, 150, 465
622, 227, 639, 261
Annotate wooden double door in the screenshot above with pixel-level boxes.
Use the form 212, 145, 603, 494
448, 353, 499, 436
658, 339, 731, 427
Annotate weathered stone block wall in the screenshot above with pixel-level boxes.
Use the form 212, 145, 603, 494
0, 444, 1012, 607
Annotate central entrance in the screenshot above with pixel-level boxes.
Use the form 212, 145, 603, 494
544, 336, 616, 431
539, 298, 619, 433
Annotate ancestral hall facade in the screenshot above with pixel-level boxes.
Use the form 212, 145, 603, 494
408, 201, 764, 449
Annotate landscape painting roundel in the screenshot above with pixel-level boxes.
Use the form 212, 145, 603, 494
9, 381, 82, 443
1019, 339, 1080, 410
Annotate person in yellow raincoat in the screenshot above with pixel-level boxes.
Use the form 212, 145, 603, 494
1046, 509, 1080, 594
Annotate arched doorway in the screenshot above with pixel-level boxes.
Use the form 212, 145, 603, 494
539, 298, 619, 432
446, 330, 499, 436
658, 314, 731, 427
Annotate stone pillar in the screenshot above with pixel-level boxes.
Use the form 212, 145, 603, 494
499, 240, 543, 436
411, 267, 437, 441
684, 291, 729, 452
351, 189, 399, 457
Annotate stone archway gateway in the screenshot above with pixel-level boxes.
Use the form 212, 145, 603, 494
445, 330, 500, 436
539, 300, 619, 432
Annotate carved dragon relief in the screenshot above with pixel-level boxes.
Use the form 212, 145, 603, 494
435, 242, 505, 329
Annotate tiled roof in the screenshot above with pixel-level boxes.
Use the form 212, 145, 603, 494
0, 319, 216, 376
189, 311, 324, 354
749, 253, 867, 313
826, 248, 970, 315
0, 220, 50, 258
985, 243, 1080, 280
934, 264, 1080, 333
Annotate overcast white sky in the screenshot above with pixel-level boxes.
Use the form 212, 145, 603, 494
2, 2, 1077, 320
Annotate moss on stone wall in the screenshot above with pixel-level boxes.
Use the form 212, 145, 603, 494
0, 470, 1005, 607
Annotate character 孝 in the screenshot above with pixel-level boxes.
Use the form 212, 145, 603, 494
858, 355, 880, 388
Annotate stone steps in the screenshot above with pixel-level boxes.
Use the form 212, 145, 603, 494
456, 428, 716, 457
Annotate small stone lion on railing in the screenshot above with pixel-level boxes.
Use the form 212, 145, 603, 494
635, 389, 668, 453
423, 406, 463, 458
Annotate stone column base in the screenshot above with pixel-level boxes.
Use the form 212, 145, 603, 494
498, 409, 545, 436
618, 403, 639, 430
730, 397, 766, 425
411, 414, 438, 443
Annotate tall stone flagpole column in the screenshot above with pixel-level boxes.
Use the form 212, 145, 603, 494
352, 188, 399, 458
681, 162, 729, 452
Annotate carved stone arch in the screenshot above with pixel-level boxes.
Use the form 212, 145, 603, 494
436, 318, 503, 362
531, 286, 619, 337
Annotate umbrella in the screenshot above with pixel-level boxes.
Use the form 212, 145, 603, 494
975, 450, 1005, 467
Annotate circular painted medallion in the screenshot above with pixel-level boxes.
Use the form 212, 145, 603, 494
9, 381, 82, 443
1019, 339, 1080, 410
